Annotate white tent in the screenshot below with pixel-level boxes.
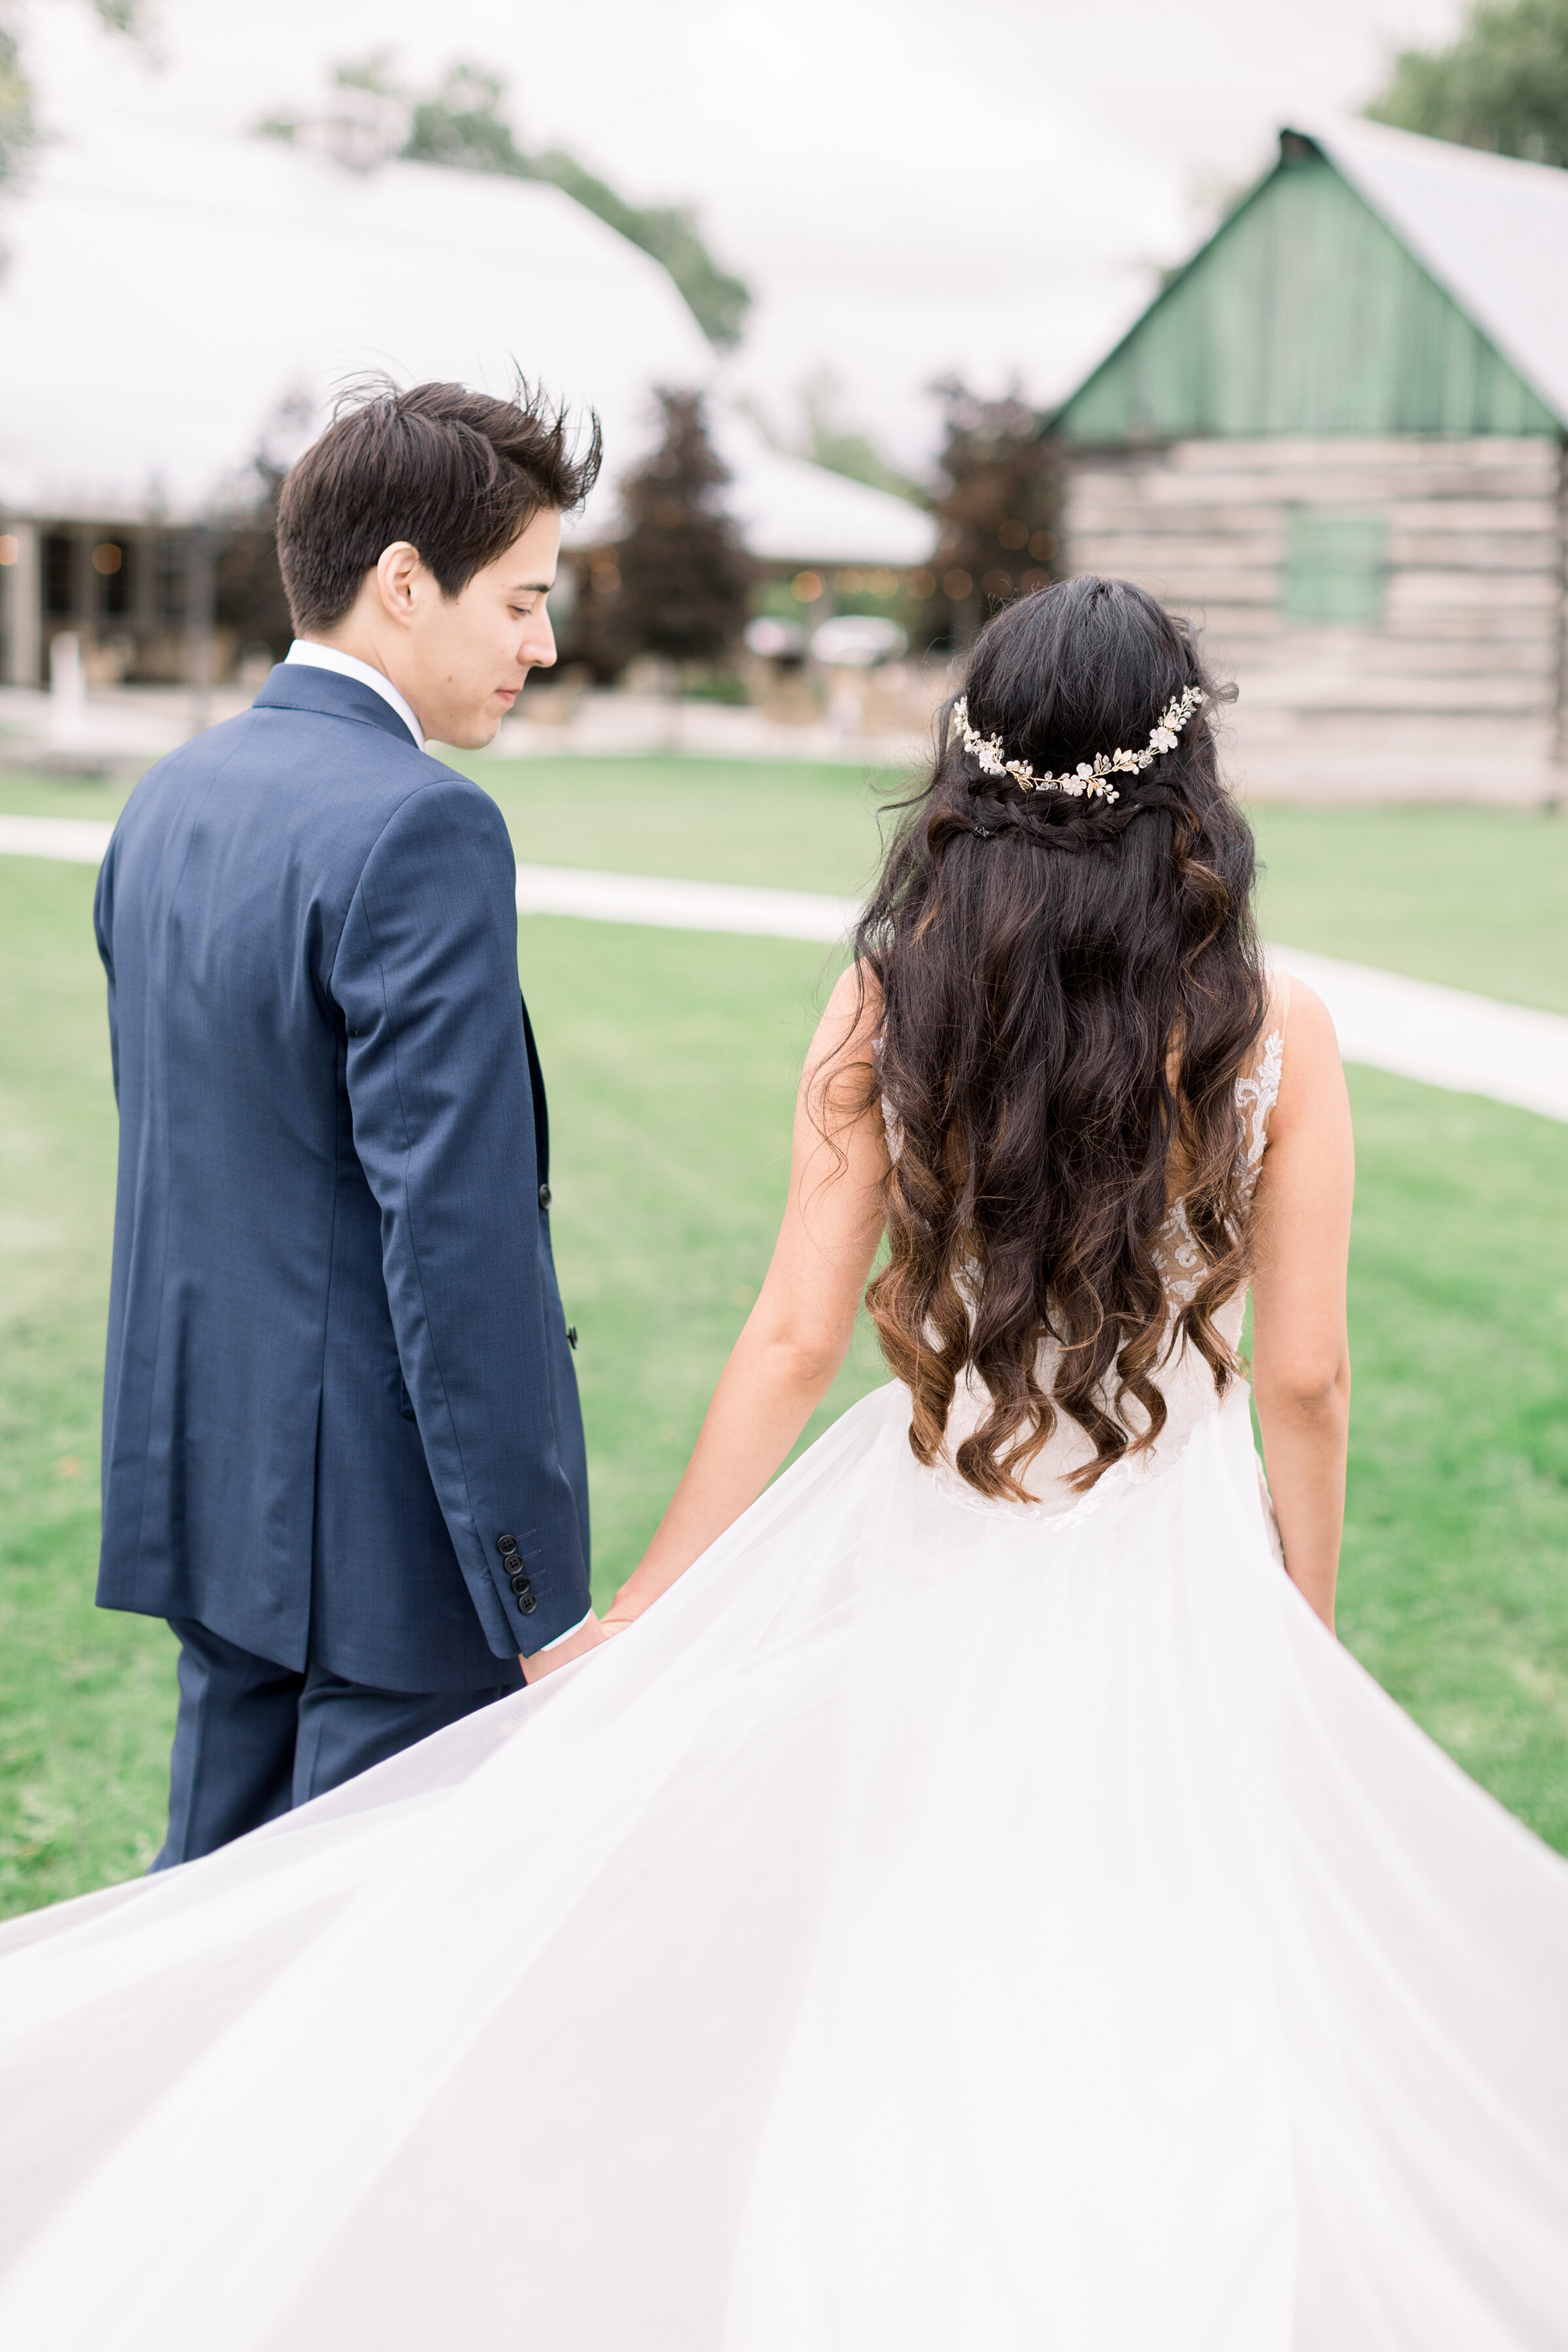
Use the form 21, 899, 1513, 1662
0, 103, 934, 568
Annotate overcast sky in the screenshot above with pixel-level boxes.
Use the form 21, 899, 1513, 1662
28, 0, 1465, 465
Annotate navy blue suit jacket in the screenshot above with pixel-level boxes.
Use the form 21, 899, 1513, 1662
93, 663, 591, 1691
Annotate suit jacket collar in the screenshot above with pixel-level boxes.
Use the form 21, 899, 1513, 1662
252, 664, 425, 749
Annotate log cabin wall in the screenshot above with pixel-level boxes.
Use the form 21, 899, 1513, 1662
1063, 434, 1568, 802
1051, 127, 1568, 804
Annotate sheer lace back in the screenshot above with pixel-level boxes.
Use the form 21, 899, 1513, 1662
887, 979, 1290, 1518
1154, 994, 1287, 1331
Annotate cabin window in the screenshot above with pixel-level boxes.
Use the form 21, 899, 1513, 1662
92, 539, 131, 618
42, 532, 76, 618
1282, 512, 1386, 626
155, 538, 186, 623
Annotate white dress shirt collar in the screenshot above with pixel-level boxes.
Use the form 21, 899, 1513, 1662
284, 640, 425, 751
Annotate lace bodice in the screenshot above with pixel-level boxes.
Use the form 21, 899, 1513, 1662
880, 988, 1290, 1518
1152, 1017, 1284, 1325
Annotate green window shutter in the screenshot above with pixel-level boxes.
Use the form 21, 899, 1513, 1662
1283, 512, 1387, 625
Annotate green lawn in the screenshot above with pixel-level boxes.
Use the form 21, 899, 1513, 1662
1, 761, 1565, 1915
0, 857, 179, 1909
1337, 1071, 1568, 1843
477, 754, 890, 898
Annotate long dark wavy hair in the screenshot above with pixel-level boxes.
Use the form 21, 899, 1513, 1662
854, 576, 1268, 1501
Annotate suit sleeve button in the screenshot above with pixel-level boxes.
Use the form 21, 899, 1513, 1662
497, 1533, 519, 1559
566, 1325, 578, 1350
538, 1183, 552, 1210
516, 1591, 538, 1616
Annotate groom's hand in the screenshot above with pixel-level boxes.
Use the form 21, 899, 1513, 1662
519, 1612, 610, 1682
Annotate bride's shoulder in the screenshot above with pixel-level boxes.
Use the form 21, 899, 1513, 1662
834, 956, 885, 1014
1267, 970, 1336, 1076
813, 961, 885, 1060
1258, 970, 1347, 1144
800, 962, 885, 1127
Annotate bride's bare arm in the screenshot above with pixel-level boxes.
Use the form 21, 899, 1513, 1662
1247, 979, 1355, 1630
602, 965, 888, 1629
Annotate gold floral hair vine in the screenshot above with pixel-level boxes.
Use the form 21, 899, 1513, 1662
950, 685, 1205, 806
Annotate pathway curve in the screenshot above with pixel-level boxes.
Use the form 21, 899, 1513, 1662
4, 817, 1564, 1124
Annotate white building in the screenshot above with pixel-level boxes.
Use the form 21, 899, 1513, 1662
0, 105, 935, 687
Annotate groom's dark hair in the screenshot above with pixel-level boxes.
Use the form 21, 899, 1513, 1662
277, 377, 603, 632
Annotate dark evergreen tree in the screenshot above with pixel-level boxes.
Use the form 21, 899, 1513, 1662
576, 387, 752, 679
1365, 0, 1568, 167
925, 380, 1064, 649
215, 461, 297, 665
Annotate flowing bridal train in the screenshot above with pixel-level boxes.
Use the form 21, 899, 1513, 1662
3, 574, 1566, 2350
1, 1009, 1565, 2350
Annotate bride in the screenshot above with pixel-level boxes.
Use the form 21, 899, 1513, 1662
2, 578, 1565, 2350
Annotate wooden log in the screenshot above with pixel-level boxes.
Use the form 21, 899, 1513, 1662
1384, 532, 1560, 570
1168, 435, 1559, 484
1388, 570, 1560, 613
1373, 498, 1561, 531
1068, 556, 1286, 596
1244, 638, 1556, 678
1232, 672, 1553, 716
1088, 459, 1559, 506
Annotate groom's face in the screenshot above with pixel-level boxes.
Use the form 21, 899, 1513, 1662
402, 507, 564, 749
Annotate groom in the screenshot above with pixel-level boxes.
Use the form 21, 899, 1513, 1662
94, 381, 606, 1868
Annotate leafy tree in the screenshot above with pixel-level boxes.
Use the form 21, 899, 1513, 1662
213, 394, 319, 664
926, 379, 1063, 647
574, 387, 751, 679
1365, 0, 1568, 167
1, 1, 141, 194
769, 367, 921, 502
395, 61, 530, 174
0, 19, 31, 191
528, 146, 750, 354
270, 58, 751, 350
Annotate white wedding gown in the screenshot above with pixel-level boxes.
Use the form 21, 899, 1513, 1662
3, 1014, 1567, 2352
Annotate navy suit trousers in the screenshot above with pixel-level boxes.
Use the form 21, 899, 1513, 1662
151, 1618, 514, 1870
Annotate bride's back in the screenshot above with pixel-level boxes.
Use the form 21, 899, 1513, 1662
856, 576, 1270, 1505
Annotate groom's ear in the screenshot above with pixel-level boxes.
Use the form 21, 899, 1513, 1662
374, 542, 425, 629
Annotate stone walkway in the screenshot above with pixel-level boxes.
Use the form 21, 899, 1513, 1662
4, 817, 1565, 1124
514, 860, 859, 942
1262, 944, 1568, 1125
0, 815, 116, 864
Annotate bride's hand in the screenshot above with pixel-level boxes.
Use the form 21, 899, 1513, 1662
596, 1558, 662, 1639
519, 1612, 611, 1682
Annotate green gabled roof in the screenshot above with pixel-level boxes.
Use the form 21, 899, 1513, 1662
1053, 127, 1563, 442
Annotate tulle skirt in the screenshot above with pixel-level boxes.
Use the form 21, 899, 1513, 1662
2, 1379, 1566, 2349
